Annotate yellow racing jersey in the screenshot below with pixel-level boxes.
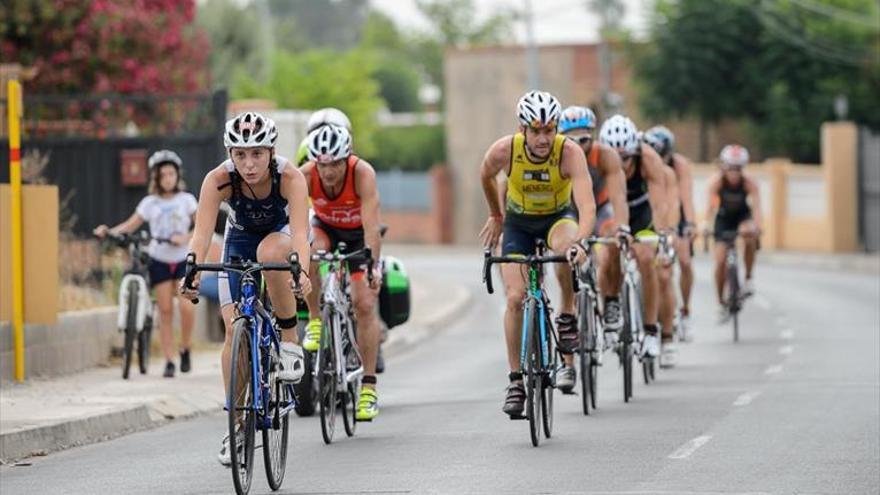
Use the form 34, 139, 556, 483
505, 133, 571, 215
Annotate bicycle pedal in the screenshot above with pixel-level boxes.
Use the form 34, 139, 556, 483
508, 414, 527, 421
355, 418, 373, 423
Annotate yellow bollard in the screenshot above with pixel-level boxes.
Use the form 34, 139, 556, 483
7, 79, 25, 382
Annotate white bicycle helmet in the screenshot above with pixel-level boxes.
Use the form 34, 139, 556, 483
307, 124, 352, 163
517, 90, 561, 127
147, 149, 182, 170
306, 107, 351, 133
224, 112, 278, 149
719, 144, 749, 168
599, 114, 640, 157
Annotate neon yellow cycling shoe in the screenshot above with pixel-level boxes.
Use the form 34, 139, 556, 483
356, 387, 379, 421
302, 318, 322, 352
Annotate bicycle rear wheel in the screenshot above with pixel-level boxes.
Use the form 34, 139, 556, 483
524, 298, 541, 447
318, 309, 338, 444
263, 378, 290, 491
342, 381, 358, 437
122, 280, 138, 380
229, 319, 256, 495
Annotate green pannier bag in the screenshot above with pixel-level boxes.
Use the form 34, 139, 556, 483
379, 255, 410, 328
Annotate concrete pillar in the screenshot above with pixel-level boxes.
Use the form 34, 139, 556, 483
765, 159, 790, 250
822, 122, 859, 252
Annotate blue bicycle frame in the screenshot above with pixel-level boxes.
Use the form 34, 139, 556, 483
519, 268, 552, 372
235, 276, 297, 429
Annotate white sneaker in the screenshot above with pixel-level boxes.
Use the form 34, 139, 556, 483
604, 330, 619, 350
217, 432, 237, 467
678, 315, 692, 342
744, 279, 755, 297
717, 306, 731, 324
641, 333, 660, 358
556, 366, 575, 392
278, 342, 304, 383
660, 342, 677, 369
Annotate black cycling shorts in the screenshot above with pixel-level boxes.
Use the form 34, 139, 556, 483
148, 258, 186, 287
714, 210, 752, 241
629, 202, 654, 235
501, 209, 577, 256
311, 217, 368, 274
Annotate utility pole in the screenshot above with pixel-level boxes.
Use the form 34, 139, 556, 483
525, 0, 540, 90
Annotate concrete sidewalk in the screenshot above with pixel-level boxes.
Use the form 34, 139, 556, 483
0, 264, 471, 463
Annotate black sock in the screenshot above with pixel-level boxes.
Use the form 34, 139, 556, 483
644, 323, 659, 336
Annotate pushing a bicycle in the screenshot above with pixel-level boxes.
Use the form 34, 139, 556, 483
94, 148, 198, 378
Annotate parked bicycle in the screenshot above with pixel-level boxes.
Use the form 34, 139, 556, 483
483, 240, 577, 447
183, 253, 302, 495
312, 244, 374, 444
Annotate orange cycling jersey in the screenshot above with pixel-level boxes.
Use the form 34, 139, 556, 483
310, 155, 362, 229
586, 144, 609, 206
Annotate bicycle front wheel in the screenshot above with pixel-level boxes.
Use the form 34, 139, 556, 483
524, 298, 541, 447
137, 315, 152, 375
728, 260, 740, 342
542, 310, 555, 439
577, 291, 594, 415
318, 309, 338, 444
122, 280, 138, 380
229, 319, 256, 495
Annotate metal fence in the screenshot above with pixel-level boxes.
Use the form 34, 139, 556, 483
375, 170, 431, 211
859, 127, 880, 252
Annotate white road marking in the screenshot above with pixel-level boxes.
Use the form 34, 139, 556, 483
733, 391, 762, 407
668, 435, 713, 459
780, 329, 794, 340
754, 295, 772, 310
764, 364, 784, 375
779, 345, 793, 356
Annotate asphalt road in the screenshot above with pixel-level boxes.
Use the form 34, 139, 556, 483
2, 252, 878, 495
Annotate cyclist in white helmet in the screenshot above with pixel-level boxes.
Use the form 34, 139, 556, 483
704, 144, 762, 321
299, 123, 384, 421
598, 114, 670, 360
296, 107, 352, 165
179, 111, 312, 466
94, 149, 197, 378
479, 90, 596, 418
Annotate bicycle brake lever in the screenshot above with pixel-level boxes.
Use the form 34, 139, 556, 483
183, 252, 199, 305
483, 250, 494, 294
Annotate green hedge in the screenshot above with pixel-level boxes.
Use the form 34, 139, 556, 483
363, 125, 445, 172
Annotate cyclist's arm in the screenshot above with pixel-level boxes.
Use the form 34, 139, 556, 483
107, 211, 145, 235
188, 166, 224, 264
479, 137, 512, 218
744, 175, 763, 231
640, 143, 669, 231
280, 164, 311, 274
703, 174, 722, 228
675, 154, 696, 225
496, 173, 508, 214
354, 159, 382, 260
662, 166, 680, 228
561, 138, 595, 239
598, 143, 629, 228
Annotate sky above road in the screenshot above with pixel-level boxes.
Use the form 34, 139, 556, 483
370, 0, 653, 45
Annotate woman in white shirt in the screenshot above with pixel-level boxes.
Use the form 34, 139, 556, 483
94, 150, 197, 378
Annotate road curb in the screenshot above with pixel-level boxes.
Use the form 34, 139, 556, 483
0, 395, 223, 463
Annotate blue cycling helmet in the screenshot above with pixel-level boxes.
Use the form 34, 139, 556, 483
645, 125, 675, 158
558, 106, 597, 133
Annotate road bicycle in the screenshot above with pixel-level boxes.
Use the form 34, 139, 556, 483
483, 240, 577, 447
183, 253, 302, 495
